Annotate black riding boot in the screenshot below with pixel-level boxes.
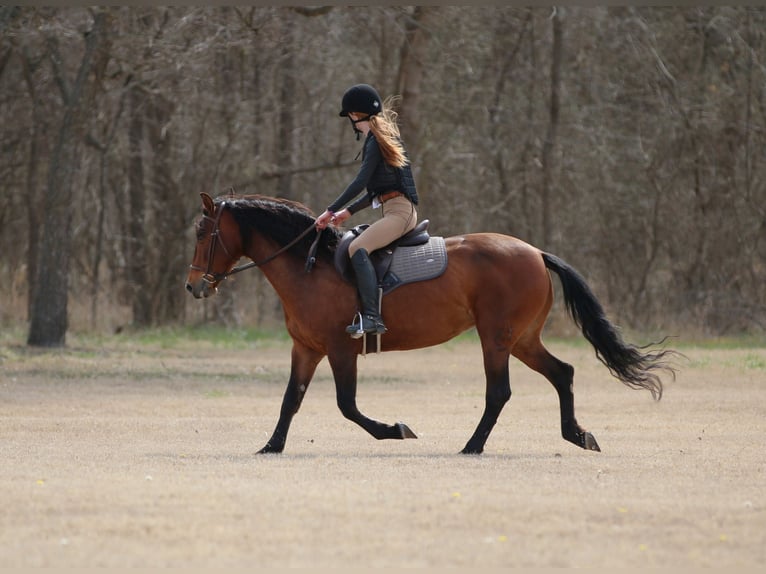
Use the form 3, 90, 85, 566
346, 248, 387, 336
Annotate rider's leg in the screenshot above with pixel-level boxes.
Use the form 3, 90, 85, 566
346, 248, 386, 335
346, 197, 417, 335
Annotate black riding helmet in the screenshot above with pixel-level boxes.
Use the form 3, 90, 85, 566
339, 84, 382, 118
340, 84, 382, 140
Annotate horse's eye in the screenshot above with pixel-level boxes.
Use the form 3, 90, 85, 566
196, 224, 207, 241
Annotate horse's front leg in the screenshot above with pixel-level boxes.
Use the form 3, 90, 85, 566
258, 341, 324, 454
329, 351, 417, 441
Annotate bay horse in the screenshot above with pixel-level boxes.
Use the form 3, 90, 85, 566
185, 192, 676, 455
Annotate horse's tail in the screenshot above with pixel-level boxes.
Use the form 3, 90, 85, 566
542, 252, 677, 400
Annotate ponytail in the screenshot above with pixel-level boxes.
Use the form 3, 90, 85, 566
369, 96, 408, 168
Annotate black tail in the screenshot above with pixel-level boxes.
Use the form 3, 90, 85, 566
542, 252, 677, 400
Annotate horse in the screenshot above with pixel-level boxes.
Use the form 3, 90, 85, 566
185, 192, 677, 455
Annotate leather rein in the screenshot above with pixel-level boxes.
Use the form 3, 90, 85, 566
190, 201, 320, 285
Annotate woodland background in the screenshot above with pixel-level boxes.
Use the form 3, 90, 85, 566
1, 6, 765, 346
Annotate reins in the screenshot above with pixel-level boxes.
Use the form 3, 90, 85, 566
227, 223, 320, 277
191, 201, 321, 284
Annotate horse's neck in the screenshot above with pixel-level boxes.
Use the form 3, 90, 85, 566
246, 238, 309, 298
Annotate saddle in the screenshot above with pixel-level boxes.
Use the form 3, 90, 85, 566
334, 220, 448, 295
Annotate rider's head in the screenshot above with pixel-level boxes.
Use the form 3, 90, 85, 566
339, 84, 382, 139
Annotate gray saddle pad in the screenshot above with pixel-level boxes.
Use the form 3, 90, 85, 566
380, 236, 448, 295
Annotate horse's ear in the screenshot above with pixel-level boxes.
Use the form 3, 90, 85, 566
200, 192, 215, 215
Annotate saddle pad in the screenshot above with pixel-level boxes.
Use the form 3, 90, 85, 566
381, 236, 448, 294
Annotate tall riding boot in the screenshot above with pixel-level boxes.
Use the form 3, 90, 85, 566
346, 248, 387, 336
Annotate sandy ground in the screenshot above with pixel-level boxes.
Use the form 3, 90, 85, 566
0, 335, 764, 568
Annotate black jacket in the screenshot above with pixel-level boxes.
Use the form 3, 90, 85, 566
328, 132, 418, 214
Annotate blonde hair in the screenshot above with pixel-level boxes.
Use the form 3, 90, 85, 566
369, 96, 408, 168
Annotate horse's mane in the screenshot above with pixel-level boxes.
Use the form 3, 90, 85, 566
216, 194, 341, 261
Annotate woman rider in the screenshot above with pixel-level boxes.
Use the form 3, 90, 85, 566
315, 84, 419, 336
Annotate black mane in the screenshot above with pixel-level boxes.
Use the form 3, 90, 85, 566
216, 194, 341, 261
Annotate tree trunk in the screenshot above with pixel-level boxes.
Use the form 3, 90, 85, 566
395, 6, 434, 164
394, 5, 435, 221
88, 76, 128, 329
20, 48, 43, 322
127, 83, 152, 327
540, 6, 563, 250
148, 92, 186, 324
276, 13, 296, 199
27, 10, 112, 347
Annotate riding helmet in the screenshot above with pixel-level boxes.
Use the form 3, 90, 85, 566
339, 84, 382, 117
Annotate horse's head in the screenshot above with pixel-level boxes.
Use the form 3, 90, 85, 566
185, 192, 244, 299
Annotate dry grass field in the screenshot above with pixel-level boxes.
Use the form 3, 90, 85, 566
0, 330, 764, 567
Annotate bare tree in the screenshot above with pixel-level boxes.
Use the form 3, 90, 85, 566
540, 6, 563, 250
395, 6, 435, 164
125, 82, 151, 327
276, 13, 297, 200
28, 10, 113, 346
19, 46, 46, 320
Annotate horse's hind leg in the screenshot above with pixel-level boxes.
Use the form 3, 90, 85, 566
461, 344, 512, 455
512, 334, 600, 452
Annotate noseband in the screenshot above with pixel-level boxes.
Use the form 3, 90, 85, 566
189, 201, 320, 285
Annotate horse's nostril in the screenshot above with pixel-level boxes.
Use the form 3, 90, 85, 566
185, 282, 193, 293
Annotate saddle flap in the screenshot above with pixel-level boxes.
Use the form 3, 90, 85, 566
334, 225, 368, 282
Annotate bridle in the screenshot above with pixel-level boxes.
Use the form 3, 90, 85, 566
189, 201, 319, 285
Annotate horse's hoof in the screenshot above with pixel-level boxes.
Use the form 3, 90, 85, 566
583, 432, 601, 452
257, 442, 284, 454
397, 422, 417, 439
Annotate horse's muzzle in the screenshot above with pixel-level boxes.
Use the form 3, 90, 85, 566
185, 279, 217, 299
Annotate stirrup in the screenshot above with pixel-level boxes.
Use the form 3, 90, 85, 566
346, 312, 386, 338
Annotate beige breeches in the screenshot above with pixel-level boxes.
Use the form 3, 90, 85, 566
348, 195, 418, 257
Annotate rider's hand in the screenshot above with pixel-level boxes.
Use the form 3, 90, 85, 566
332, 209, 351, 226
315, 209, 350, 230
315, 210, 334, 230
